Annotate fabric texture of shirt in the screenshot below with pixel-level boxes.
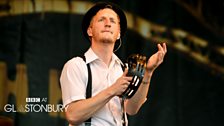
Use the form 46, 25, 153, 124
60, 48, 126, 126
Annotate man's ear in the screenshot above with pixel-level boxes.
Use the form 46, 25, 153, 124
87, 27, 92, 37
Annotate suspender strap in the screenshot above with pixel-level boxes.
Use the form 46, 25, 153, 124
121, 63, 126, 71
85, 63, 92, 124
120, 63, 126, 126
86, 64, 92, 99
81, 56, 92, 125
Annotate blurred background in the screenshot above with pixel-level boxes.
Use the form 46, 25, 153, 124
0, 0, 224, 126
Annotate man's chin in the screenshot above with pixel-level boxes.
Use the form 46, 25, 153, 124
100, 38, 114, 43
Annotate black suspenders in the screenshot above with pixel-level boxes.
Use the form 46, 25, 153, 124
81, 56, 92, 125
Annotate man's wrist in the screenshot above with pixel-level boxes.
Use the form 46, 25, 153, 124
142, 80, 150, 85
142, 71, 153, 85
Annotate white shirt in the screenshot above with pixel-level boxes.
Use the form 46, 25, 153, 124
60, 48, 126, 126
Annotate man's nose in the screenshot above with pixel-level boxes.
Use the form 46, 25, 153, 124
104, 19, 111, 27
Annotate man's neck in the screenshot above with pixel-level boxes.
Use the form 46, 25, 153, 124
91, 43, 114, 67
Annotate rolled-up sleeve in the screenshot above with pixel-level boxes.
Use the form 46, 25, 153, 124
60, 57, 87, 108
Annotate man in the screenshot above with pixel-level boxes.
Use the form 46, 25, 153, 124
60, 2, 167, 126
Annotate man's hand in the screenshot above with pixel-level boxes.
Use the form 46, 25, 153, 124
146, 43, 167, 73
109, 69, 132, 96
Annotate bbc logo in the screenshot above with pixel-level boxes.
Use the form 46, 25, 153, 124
26, 98, 40, 103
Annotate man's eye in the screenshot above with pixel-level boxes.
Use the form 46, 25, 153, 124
98, 18, 103, 22
110, 19, 116, 24
111, 20, 116, 23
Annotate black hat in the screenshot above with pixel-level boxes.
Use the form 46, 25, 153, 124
82, 2, 127, 41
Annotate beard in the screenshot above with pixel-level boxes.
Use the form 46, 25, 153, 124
99, 37, 114, 44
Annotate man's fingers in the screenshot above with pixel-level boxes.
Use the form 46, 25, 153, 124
122, 68, 128, 76
157, 44, 164, 52
162, 43, 167, 53
122, 69, 133, 83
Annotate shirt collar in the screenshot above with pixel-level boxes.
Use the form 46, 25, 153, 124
84, 48, 98, 64
112, 53, 124, 66
84, 48, 123, 65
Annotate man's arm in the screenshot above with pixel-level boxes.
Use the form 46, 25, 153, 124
65, 88, 114, 125
126, 43, 167, 115
65, 69, 132, 125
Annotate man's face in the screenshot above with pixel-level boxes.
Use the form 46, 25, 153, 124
87, 8, 120, 43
